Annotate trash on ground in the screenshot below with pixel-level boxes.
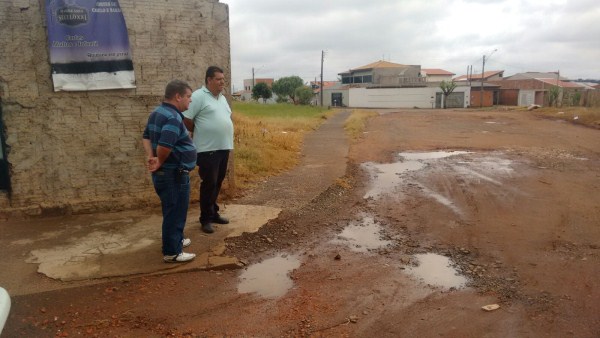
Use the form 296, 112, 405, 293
481, 304, 500, 311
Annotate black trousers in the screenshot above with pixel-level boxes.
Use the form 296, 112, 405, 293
197, 150, 229, 225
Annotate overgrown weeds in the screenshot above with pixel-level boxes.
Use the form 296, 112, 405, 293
344, 109, 379, 139
231, 102, 331, 190
532, 106, 600, 129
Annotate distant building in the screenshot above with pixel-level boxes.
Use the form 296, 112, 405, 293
454, 70, 505, 107
421, 68, 455, 83
454, 70, 504, 83
310, 81, 338, 105
234, 78, 276, 103
489, 72, 587, 106
323, 60, 469, 108
243, 78, 273, 91
339, 60, 425, 87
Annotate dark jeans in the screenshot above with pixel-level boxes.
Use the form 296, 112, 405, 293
197, 150, 229, 225
152, 169, 190, 255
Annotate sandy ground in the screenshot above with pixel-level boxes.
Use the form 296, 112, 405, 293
4, 108, 600, 337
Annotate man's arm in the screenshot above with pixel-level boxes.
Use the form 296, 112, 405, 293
142, 138, 154, 158
150, 145, 172, 172
142, 137, 159, 172
183, 117, 194, 133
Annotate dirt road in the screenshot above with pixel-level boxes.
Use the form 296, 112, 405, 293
5, 109, 600, 337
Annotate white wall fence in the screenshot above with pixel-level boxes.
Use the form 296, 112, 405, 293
348, 86, 470, 109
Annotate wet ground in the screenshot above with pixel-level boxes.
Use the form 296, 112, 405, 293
3, 108, 600, 337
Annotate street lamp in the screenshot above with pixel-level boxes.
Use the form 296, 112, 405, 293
480, 49, 497, 108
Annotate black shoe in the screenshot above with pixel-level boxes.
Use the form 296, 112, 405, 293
201, 223, 214, 234
213, 215, 229, 224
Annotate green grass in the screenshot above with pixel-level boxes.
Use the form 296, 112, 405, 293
227, 102, 332, 192
232, 101, 331, 118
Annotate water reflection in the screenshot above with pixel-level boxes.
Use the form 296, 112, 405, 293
331, 216, 393, 252
405, 253, 467, 289
238, 254, 300, 298
363, 151, 470, 199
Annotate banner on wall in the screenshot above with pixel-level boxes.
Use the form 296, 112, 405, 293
45, 0, 135, 91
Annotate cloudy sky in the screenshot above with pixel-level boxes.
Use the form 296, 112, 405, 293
223, 0, 600, 91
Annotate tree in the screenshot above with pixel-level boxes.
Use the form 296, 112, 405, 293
548, 85, 560, 107
439, 80, 458, 109
272, 76, 304, 104
294, 86, 314, 105
251, 82, 272, 103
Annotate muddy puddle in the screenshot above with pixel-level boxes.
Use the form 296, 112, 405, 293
362, 151, 470, 199
330, 215, 394, 252
362, 150, 515, 214
405, 253, 468, 289
238, 254, 301, 298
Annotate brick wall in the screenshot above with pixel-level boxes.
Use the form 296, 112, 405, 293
0, 0, 230, 217
489, 79, 549, 90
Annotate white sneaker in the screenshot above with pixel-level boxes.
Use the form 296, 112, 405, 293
163, 252, 196, 263
182, 238, 191, 248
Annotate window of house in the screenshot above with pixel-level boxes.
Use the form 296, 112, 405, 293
353, 76, 363, 83
363, 75, 372, 83
342, 76, 352, 84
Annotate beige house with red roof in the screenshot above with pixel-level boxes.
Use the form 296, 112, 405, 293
454, 70, 504, 83
421, 68, 455, 82
453, 70, 505, 107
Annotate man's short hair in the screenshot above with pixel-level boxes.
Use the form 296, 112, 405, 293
205, 66, 224, 85
164, 80, 192, 100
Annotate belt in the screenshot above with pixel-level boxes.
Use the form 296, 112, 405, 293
154, 168, 190, 176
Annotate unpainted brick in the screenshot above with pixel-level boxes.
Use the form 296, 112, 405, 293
0, 0, 230, 215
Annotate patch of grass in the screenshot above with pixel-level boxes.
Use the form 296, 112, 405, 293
231, 102, 332, 190
344, 109, 379, 139
531, 106, 600, 129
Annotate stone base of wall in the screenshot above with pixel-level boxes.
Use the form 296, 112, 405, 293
0, 195, 158, 220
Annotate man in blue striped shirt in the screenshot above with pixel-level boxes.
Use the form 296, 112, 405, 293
143, 80, 197, 263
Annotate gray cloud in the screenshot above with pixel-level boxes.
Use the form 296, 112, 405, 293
225, 0, 600, 90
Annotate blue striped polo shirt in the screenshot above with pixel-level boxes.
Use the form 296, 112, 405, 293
143, 102, 197, 170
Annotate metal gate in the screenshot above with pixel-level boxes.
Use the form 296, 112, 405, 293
519, 90, 534, 106
436, 92, 464, 108
331, 93, 343, 107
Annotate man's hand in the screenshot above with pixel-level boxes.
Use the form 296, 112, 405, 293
147, 157, 160, 172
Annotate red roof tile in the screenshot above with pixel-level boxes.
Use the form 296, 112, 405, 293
422, 68, 455, 75
454, 70, 503, 81
536, 78, 584, 88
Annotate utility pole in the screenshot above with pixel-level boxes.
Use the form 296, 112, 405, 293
252, 67, 255, 88
557, 70, 561, 107
480, 55, 485, 108
466, 65, 470, 86
320, 50, 324, 107
480, 49, 497, 108
468, 65, 472, 86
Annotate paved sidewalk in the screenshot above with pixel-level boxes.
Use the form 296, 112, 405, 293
0, 204, 280, 296
0, 110, 350, 297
